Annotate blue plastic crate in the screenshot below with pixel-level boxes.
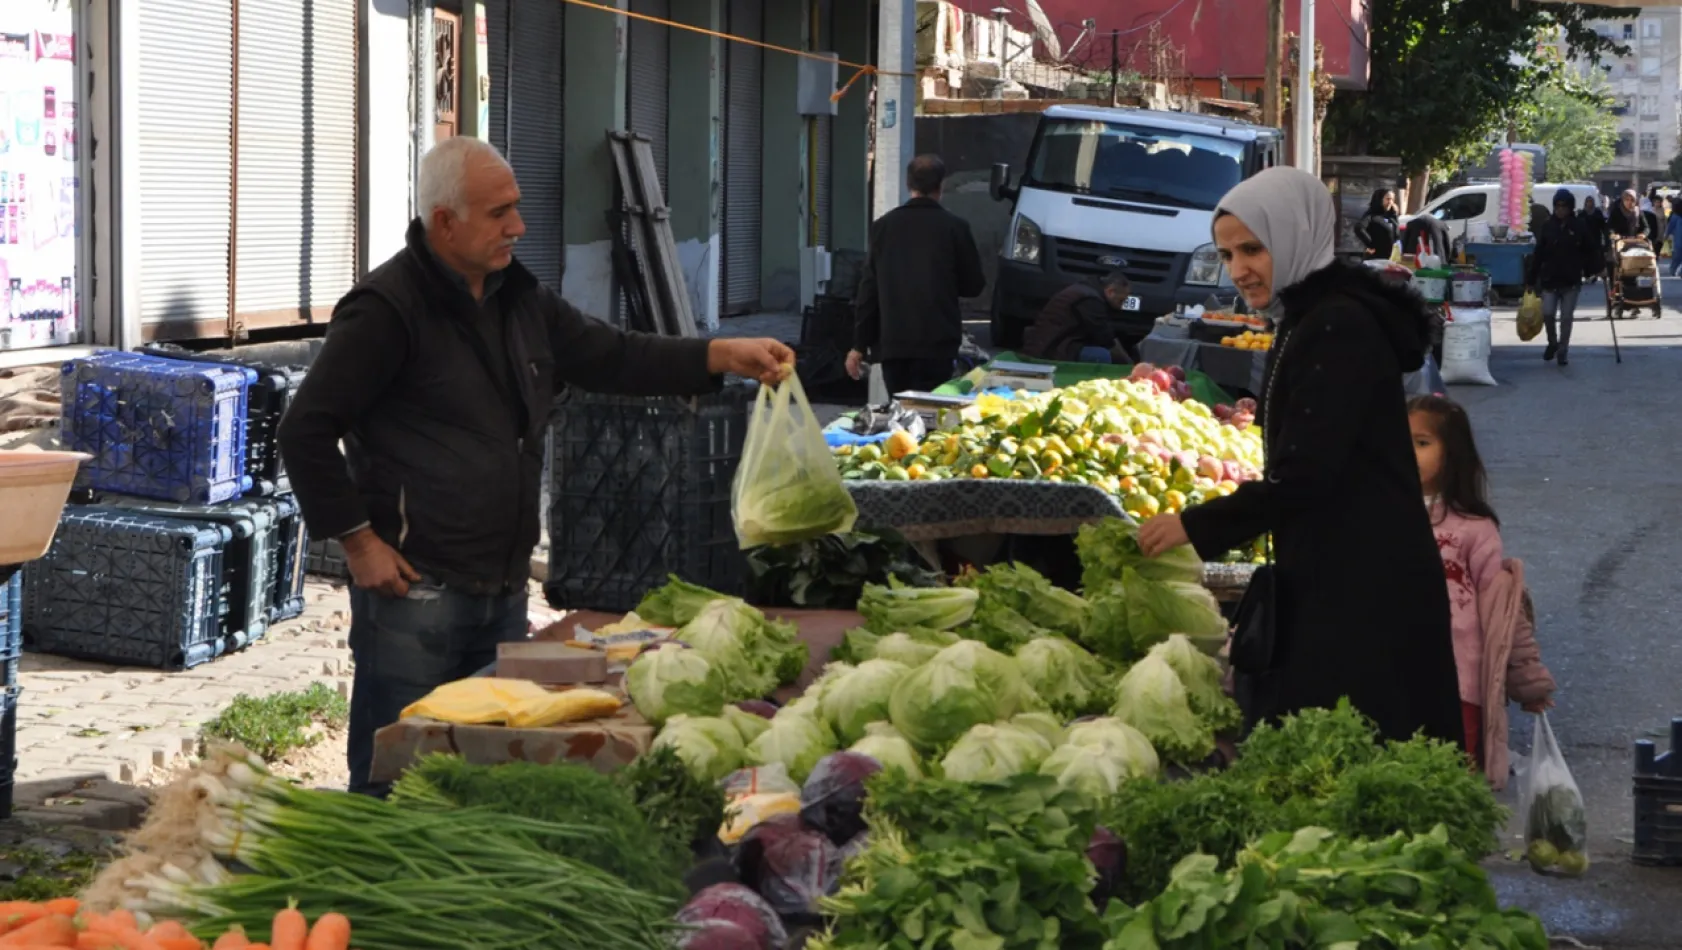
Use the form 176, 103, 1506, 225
101, 498, 285, 650
139, 343, 308, 496
0, 573, 20, 686
62, 351, 256, 503
24, 507, 234, 670
0, 686, 18, 820
271, 494, 308, 622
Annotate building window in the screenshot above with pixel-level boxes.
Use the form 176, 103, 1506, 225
1643, 17, 1661, 38
1615, 95, 1633, 115
1624, 22, 1636, 39
1640, 133, 1659, 158
1642, 55, 1661, 77
1617, 132, 1635, 156
1641, 93, 1661, 118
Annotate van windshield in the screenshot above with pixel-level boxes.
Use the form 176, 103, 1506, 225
1024, 119, 1246, 210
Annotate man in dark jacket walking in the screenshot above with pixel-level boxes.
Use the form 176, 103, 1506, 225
847, 155, 986, 394
277, 137, 791, 795
1526, 188, 1591, 366
1021, 271, 1136, 363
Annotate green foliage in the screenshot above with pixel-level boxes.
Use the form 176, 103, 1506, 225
1328, 1, 1631, 175
1515, 76, 1620, 182
199, 682, 349, 763
0, 844, 108, 901
614, 745, 730, 857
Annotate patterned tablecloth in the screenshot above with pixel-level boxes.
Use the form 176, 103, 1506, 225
846, 480, 1127, 542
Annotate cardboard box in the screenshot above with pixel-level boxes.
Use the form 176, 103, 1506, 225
369, 704, 655, 784
496, 641, 608, 685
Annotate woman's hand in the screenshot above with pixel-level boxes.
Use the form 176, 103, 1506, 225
1522, 697, 1555, 714
1138, 514, 1191, 557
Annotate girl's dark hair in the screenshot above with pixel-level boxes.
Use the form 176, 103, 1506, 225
1366, 188, 1393, 215
1408, 394, 1499, 526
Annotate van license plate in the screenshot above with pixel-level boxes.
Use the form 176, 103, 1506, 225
1122, 296, 1141, 311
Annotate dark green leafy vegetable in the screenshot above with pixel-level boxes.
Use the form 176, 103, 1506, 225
959, 598, 1055, 653
1098, 774, 1274, 905
1102, 826, 1549, 950
615, 745, 730, 856
390, 754, 687, 900
1318, 736, 1506, 859
746, 529, 941, 609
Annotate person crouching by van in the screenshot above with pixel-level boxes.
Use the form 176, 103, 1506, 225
1021, 272, 1138, 364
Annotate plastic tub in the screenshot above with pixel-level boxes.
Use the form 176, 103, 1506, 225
0, 451, 90, 564
1413, 269, 1452, 303
1451, 271, 1491, 304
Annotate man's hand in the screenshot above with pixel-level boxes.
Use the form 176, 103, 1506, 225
845, 349, 866, 380
1138, 513, 1191, 558
708, 338, 795, 386
341, 527, 421, 597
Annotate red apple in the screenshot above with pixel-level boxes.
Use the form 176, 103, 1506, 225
1129, 362, 1158, 382
1222, 460, 1245, 483
1170, 381, 1193, 401
1236, 397, 1258, 414
1167, 365, 1187, 382
1212, 403, 1234, 420
1148, 370, 1174, 392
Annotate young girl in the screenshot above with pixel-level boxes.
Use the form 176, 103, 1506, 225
1409, 395, 1556, 789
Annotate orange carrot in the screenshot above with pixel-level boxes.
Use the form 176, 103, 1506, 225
140, 926, 190, 944
154, 940, 200, 950
99, 912, 138, 935
210, 929, 249, 950
0, 905, 48, 935
0, 915, 79, 946
39, 903, 76, 921
246, 944, 271, 950
300, 914, 347, 950
75, 931, 163, 950
266, 908, 305, 950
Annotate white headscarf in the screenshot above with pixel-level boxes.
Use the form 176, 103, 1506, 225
1214, 167, 1337, 318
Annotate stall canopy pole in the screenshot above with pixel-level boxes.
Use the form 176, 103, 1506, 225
1295, 0, 1316, 173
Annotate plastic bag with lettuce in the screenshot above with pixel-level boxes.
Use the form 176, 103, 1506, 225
887, 640, 1040, 750
733, 371, 858, 548
626, 644, 727, 726
1110, 652, 1216, 765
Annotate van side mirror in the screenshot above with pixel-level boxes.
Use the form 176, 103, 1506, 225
990, 163, 1017, 203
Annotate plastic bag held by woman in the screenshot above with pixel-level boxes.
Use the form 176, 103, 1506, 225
733, 369, 858, 548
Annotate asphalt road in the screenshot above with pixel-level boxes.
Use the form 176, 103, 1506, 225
1444, 279, 1682, 949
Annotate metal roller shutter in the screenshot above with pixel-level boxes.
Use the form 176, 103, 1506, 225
507, 0, 566, 287
485, 0, 510, 155
235, 0, 358, 325
626, 0, 670, 193
815, 115, 832, 248
137, 0, 233, 332
722, 0, 763, 314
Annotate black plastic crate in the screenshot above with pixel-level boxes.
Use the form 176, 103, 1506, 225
271, 495, 308, 621
0, 573, 21, 687
24, 507, 233, 670
1633, 718, 1682, 866
306, 537, 350, 579
139, 342, 308, 497
0, 686, 19, 820
545, 386, 754, 612
101, 498, 286, 650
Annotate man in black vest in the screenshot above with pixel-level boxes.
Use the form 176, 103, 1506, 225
846, 154, 986, 394
278, 136, 791, 795
1021, 271, 1137, 363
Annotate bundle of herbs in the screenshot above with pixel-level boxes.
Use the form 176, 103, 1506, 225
615, 745, 732, 856
746, 529, 941, 609
1103, 826, 1547, 950
814, 772, 1110, 950
390, 754, 688, 899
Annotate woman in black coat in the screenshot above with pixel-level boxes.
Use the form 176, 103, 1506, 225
1357, 188, 1400, 261
1138, 167, 1463, 748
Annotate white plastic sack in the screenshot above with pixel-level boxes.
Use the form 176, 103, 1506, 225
1440, 307, 1497, 386
1519, 714, 1589, 877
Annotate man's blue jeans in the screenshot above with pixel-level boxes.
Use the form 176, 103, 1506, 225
346, 581, 528, 795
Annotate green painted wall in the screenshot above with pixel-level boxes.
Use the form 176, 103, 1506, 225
831, 0, 871, 254
562, 1, 627, 246
667, 0, 722, 243
760, 0, 807, 310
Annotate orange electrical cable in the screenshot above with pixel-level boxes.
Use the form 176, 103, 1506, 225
559, 0, 908, 101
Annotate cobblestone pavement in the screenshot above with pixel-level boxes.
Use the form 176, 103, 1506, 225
13, 581, 355, 805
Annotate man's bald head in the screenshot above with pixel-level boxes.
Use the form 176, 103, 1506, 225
907, 154, 947, 199
418, 137, 525, 286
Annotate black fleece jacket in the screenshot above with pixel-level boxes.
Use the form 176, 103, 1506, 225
854, 197, 986, 360
278, 220, 715, 593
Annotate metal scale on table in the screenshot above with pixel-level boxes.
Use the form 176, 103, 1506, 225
0, 450, 90, 585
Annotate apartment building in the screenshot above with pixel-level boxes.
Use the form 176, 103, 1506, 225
1578, 8, 1682, 192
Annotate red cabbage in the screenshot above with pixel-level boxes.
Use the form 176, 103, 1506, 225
799, 751, 881, 845
736, 816, 843, 917
678, 883, 789, 950
1088, 825, 1128, 911
737, 699, 781, 719
677, 920, 763, 950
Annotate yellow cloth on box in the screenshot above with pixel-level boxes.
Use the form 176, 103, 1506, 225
401, 678, 622, 728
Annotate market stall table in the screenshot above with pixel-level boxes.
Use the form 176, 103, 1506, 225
1462, 241, 1530, 298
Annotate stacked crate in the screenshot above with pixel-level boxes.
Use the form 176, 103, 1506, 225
24, 350, 311, 670
0, 571, 20, 817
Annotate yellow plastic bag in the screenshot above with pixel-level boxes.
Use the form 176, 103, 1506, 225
402, 678, 622, 728
732, 370, 858, 548
1516, 291, 1544, 342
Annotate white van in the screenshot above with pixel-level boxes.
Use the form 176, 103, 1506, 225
988, 105, 1285, 346
1402, 182, 1600, 245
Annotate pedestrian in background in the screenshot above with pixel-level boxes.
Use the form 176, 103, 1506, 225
1358, 188, 1400, 261
1578, 195, 1609, 283
278, 137, 792, 796
1408, 395, 1555, 787
1610, 189, 1647, 239
1021, 271, 1138, 364
1526, 188, 1591, 366
847, 154, 986, 395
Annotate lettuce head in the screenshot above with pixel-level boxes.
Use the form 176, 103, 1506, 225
747, 708, 837, 783
626, 644, 727, 726
652, 714, 748, 782
887, 640, 1034, 750
819, 659, 914, 745
1110, 653, 1216, 765
848, 722, 924, 778
939, 721, 1055, 783
1015, 636, 1113, 719
1148, 634, 1242, 734
859, 582, 979, 633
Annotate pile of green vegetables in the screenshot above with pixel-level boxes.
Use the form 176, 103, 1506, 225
745, 529, 942, 609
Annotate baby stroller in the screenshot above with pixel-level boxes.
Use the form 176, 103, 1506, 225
1608, 235, 1662, 320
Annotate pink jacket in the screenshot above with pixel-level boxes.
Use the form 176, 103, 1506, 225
1477, 558, 1557, 790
